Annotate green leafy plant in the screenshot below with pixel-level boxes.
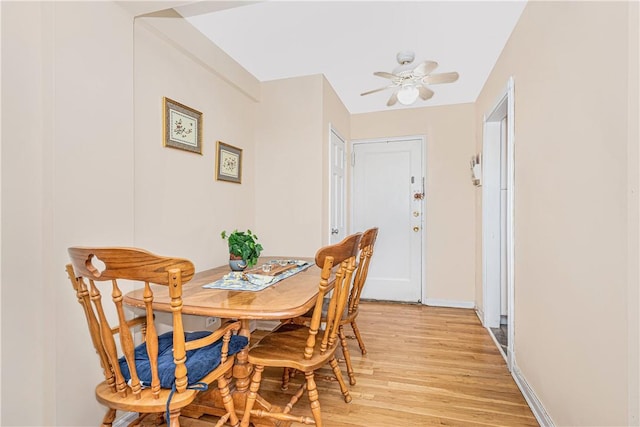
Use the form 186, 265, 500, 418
220, 229, 263, 268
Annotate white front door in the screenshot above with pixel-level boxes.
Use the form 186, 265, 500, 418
352, 138, 424, 302
329, 128, 347, 244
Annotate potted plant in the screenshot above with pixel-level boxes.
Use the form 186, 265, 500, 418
221, 229, 263, 271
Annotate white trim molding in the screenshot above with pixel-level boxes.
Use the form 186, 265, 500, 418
512, 364, 555, 427
482, 76, 516, 369
113, 412, 139, 427
425, 298, 475, 309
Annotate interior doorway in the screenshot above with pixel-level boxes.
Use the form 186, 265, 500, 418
482, 78, 515, 369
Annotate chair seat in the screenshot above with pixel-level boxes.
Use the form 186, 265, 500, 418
95, 380, 198, 413
119, 330, 248, 389
302, 297, 353, 322
248, 323, 339, 372
96, 356, 236, 413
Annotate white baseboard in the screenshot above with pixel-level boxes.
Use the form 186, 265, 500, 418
475, 307, 485, 325
512, 364, 555, 427
113, 412, 138, 427
424, 298, 475, 309
255, 319, 279, 331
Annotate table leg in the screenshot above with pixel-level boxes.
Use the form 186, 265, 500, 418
233, 319, 253, 392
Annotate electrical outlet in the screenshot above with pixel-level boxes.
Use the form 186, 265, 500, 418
205, 317, 216, 327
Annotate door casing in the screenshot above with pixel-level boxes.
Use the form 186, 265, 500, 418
328, 125, 347, 244
482, 77, 515, 369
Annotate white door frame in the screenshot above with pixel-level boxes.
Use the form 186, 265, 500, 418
350, 135, 426, 303
482, 77, 515, 369
328, 124, 347, 243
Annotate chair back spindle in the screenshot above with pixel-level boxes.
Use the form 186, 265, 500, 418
309, 233, 361, 358
66, 264, 116, 389
349, 227, 379, 314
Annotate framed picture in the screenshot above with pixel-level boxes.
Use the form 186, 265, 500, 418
216, 141, 242, 184
163, 97, 202, 154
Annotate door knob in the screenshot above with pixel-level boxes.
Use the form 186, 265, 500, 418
331, 228, 339, 235
413, 226, 420, 232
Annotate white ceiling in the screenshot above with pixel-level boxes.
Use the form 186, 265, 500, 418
177, 1, 527, 114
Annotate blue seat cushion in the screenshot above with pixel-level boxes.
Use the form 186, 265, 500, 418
118, 330, 248, 389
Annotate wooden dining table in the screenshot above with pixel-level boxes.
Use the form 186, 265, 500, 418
123, 256, 324, 427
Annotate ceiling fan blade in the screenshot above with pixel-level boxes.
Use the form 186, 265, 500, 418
413, 61, 438, 76
423, 71, 459, 85
360, 86, 394, 96
418, 85, 434, 100
387, 92, 398, 106
374, 71, 398, 80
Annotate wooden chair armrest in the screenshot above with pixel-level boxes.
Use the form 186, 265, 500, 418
184, 320, 242, 352
110, 316, 147, 335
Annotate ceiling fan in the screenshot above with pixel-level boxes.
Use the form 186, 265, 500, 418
360, 51, 459, 106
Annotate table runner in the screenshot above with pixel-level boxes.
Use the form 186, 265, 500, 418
202, 260, 313, 292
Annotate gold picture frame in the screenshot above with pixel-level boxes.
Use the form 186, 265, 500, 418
215, 141, 242, 184
163, 97, 202, 154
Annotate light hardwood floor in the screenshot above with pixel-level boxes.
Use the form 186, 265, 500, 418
182, 301, 539, 427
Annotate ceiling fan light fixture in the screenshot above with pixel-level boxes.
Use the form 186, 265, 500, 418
397, 84, 419, 105
362, 51, 459, 108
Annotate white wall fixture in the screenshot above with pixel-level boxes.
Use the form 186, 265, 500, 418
470, 153, 482, 186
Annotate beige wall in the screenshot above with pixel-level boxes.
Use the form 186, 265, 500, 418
2, 3, 53, 424
253, 73, 350, 257
351, 104, 476, 304
2, 1, 136, 425
255, 75, 324, 257
475, 1, 639, 425
627, 2, 640, 422
133, 18, 258, 269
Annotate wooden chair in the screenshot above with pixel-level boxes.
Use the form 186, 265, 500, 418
240, 233, 362, 427
65, 247, 247, 427
285, 227, 378, 387
339, 227, 378, 383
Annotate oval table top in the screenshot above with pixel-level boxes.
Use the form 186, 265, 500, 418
123, 256, 323, 320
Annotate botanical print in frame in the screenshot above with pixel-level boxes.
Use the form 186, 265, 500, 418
216, 141, 242, 184
163, 97, 202, 154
